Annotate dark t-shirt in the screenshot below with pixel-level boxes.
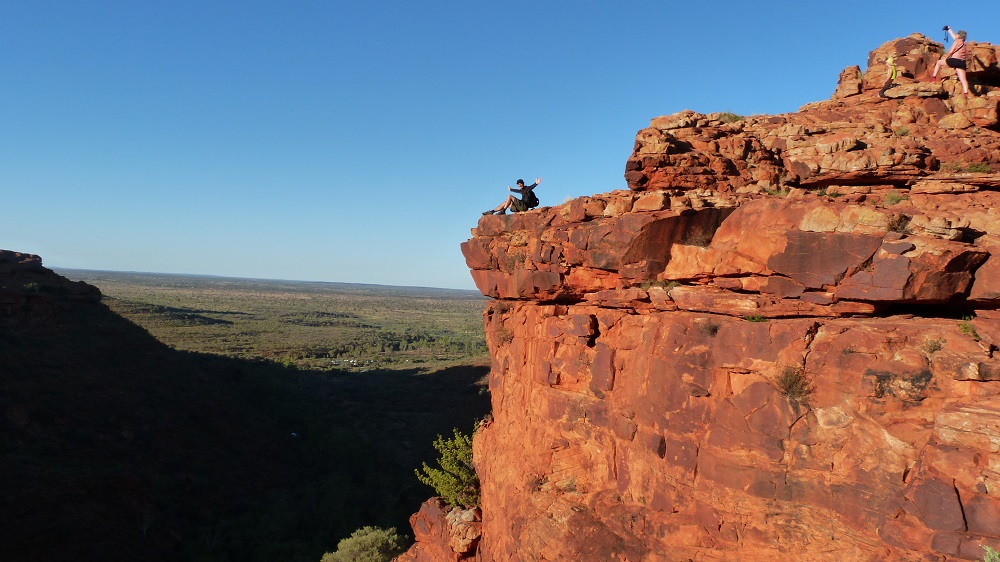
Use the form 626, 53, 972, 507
512, 183, 538, 211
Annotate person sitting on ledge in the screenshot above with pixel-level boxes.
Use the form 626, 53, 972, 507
483, 177, 541, 215
931, 26, 970, 95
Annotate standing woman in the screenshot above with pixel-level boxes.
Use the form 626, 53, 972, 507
931, 26, 970, 95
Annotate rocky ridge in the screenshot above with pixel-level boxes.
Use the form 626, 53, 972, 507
402, 35, 1000, 561
0, 250, 101, 321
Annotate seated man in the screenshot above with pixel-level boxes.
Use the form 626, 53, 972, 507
483, 177, 541, 215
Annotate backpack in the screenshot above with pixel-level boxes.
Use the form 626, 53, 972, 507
524, 189, 539, 209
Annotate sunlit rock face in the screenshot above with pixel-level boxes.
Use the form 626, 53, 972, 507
403, 34, 1000, 562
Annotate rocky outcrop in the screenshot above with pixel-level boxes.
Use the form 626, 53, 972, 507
625, 34, 999, 194
396, 498, 481, 562
0, 250, 100, 320
403, 35, 1000, 561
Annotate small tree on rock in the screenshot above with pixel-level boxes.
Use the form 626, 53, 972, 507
415, 427, 480, 508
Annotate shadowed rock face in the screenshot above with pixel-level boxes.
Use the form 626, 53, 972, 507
405, 34, 1000, 562
0, 250, 101, 320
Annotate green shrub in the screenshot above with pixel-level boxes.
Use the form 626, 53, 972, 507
884, 190, 906, 206
776, 366, 814, 402
320, 526, 407, 562
744, 314, 768, 322
716, 112, 743, 123
959, 316, 981, 341
985, 545, 1000, 562
894, 127, 910, 137
923, 338, 943, 354
415, 428, 480, 508
942, 162, 992, 173
640, 280, 679, 290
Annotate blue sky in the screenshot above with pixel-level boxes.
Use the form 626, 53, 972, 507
2, 1, 998, 290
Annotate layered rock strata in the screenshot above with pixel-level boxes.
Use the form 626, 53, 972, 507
404, 35, 1000, 561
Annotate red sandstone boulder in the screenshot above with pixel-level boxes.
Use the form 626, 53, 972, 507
395, 498, 480, 562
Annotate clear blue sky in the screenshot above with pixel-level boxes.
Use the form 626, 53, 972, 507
2, 1, 997, 289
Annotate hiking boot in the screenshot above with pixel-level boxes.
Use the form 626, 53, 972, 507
482, 210, 494, 215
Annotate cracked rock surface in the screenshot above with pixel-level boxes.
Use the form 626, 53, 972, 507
404, 33, 1000, 562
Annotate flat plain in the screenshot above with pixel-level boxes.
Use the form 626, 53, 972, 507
57, 269, 490, 371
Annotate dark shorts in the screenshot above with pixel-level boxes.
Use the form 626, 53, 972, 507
510, 198, 529, 213
946, 57, 967, 70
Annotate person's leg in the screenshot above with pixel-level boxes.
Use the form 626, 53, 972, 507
879, 77, 892, 98
956, 68, 970, 94
932, 58, 946, 79
493, 195, 517, 213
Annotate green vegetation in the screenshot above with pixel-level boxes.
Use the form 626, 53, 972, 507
415, 428, 480, 508
65, 270, 488, 371
893, 126, 910, 137
776, 366, 814, 402
960, 315, 981, 341
817, 187, 843, 198
942, 161, 993, 173
923, 338, 943, 354
641, 280, 680, 290
764, 186, 790, 197
320, 526, 407, 562
716, 111, 743, 123
984, 545, 1000, 562
884, 190, 907, 205
744, 314, 768, 322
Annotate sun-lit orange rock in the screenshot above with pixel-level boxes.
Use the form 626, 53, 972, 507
404, 34, 1000, 561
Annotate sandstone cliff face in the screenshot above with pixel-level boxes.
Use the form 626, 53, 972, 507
404, 35, 1000, 561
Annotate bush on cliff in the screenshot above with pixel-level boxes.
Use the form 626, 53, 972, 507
320, 526, 406, 562
415, 427, 480, 508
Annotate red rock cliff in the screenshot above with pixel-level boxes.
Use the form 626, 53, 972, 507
404, 35, 1000, 561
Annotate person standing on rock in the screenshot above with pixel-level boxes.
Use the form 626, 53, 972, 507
879, 54, 900, 99
931, 26, 970, 95
483, 178, 541, 215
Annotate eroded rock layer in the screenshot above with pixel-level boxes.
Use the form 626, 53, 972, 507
405, 35, 1000, 561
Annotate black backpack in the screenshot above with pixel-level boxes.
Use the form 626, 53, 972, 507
524, 189, 539, 209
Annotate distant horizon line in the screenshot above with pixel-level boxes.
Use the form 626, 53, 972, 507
53, 266, 485, 296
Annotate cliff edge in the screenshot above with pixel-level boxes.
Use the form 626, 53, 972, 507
404, 35, 1000, 561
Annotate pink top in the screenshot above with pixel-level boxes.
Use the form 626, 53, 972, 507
950, 40, 967, 60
